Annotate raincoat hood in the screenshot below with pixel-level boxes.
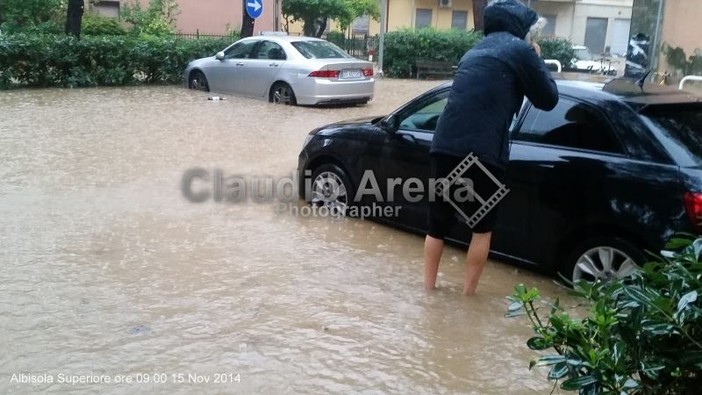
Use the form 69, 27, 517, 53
483, 0, 538, 39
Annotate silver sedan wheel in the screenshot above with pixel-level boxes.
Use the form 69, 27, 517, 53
272, 83, 295, 105
311, 171, 348, 215
189, 71, 209, 92
572, 246, 638, 282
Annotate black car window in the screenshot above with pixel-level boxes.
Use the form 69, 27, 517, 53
644, 106, 702, 166
253, 41, 286, 60
224, 40, 258, 59
516, 98, 623, 154
398, 90, 449, 133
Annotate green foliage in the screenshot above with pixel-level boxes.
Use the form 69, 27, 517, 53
121, 0, 179, 36
537, 37, 576, 71
282, 0, 379, 37
325, 31, 345, 47
663, 43, 702, 76
507, 235, 702, 394
0, 0, 66, 34
0, 33, 236, 89
82, 14, 127, 36
383, 28, 482, 78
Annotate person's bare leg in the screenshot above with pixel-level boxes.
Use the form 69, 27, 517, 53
463, 232, 492, 295
424, 235, 445, 290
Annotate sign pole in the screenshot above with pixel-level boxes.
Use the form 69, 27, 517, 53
378, 0, 387, 77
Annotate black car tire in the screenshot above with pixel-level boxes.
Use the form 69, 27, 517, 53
270, 82, 297, 105
309, 164, 355, 216
189, 70, 209, 92
560, 236, 646, 284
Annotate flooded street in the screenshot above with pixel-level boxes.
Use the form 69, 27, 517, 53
1, 80, 571, 394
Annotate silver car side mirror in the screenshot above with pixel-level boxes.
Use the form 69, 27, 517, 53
215, 51, 225, 61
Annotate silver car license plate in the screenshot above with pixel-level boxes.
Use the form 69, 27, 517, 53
340, 69, 363, 79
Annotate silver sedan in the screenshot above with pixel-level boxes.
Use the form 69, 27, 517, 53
183, 35, 375, 106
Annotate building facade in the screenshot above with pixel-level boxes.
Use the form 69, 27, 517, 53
628, 0, 702, 82
324, 0, 633, 57
87, 0, 278, 35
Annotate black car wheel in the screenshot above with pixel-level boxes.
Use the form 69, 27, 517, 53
309, 164, 353, 216
561, 237, 645, 283
189, 71, 209, 92
270, 82, 297, 105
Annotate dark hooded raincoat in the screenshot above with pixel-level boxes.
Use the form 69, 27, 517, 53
431, 0, 559, 170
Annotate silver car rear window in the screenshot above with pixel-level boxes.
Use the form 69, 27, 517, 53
291, 41, 353, 59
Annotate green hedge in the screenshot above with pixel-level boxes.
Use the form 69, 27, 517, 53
383, 28, 482, 78
537, 37, 575, 71
0, 33, 237, 89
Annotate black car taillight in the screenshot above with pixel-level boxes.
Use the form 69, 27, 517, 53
683, 192, 702, 231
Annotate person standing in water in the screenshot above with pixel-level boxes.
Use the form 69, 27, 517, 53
424, 0, 559, 295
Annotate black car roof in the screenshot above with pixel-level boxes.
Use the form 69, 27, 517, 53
560, 79, 702, 111
432, 78, 702, 112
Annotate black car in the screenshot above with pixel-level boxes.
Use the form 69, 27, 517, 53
297, 79, 702, 282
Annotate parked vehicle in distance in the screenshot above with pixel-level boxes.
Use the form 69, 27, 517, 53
571, 45, 617, 75
183, 35, 374, 106
297, 79, 702, 283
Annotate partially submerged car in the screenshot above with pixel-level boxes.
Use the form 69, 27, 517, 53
297, 79, 702, 283
183, 35, 374, 106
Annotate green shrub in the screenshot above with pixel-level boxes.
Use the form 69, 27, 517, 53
82, 15, 128, 36
383, 28, 482, 78
0, 0, 65, 34
506, 235, 702, 394
325, 31, 346, 48
0, 33, 238, 89
538, 37, 575, 71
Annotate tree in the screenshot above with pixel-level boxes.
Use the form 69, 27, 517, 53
472, 0, 487, 32
0, 0, 66, 33
121, 0, 179, 36
282, 0, 379, 38
65, 0, 84, 38
240, 0, 255, 38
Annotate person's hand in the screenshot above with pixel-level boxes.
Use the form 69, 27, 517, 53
531, 41, 542, 57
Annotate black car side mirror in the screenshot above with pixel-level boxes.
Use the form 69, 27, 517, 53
215, 51, 225, 61
380, 115, 399, 134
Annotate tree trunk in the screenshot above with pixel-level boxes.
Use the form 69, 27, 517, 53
65, 0, 84, 38
240, 0, 255, 38
472, 0, 488, 32
315, 18, 327, 38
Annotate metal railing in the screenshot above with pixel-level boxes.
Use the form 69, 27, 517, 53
679, 75, 702, 90
174, 30, 236, 40
544, 59, 562, 73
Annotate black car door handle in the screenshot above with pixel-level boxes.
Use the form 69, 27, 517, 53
235, 62, 245, 67
397, 133, 417, 144
269, 63, 280, 67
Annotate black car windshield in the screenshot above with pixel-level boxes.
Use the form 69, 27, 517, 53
291, 41, 352, 59
644, 106, 702, 166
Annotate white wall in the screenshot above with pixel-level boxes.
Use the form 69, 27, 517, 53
572, 2, 633, 50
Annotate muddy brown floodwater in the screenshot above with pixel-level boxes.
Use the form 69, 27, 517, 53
0, 79, 575, 394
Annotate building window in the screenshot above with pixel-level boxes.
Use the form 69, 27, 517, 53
451, 11, 468, 30
415, 9, 432, 29
542, 14, 556, 37
93, 0, 120, 18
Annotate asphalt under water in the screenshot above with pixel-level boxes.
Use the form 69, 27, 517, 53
0, 80, 573, 394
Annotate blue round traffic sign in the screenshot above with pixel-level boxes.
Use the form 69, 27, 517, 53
246, 0, 263, 19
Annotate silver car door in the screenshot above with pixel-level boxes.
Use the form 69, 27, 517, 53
240, 41, 286, 98
207, 40, 258, 94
